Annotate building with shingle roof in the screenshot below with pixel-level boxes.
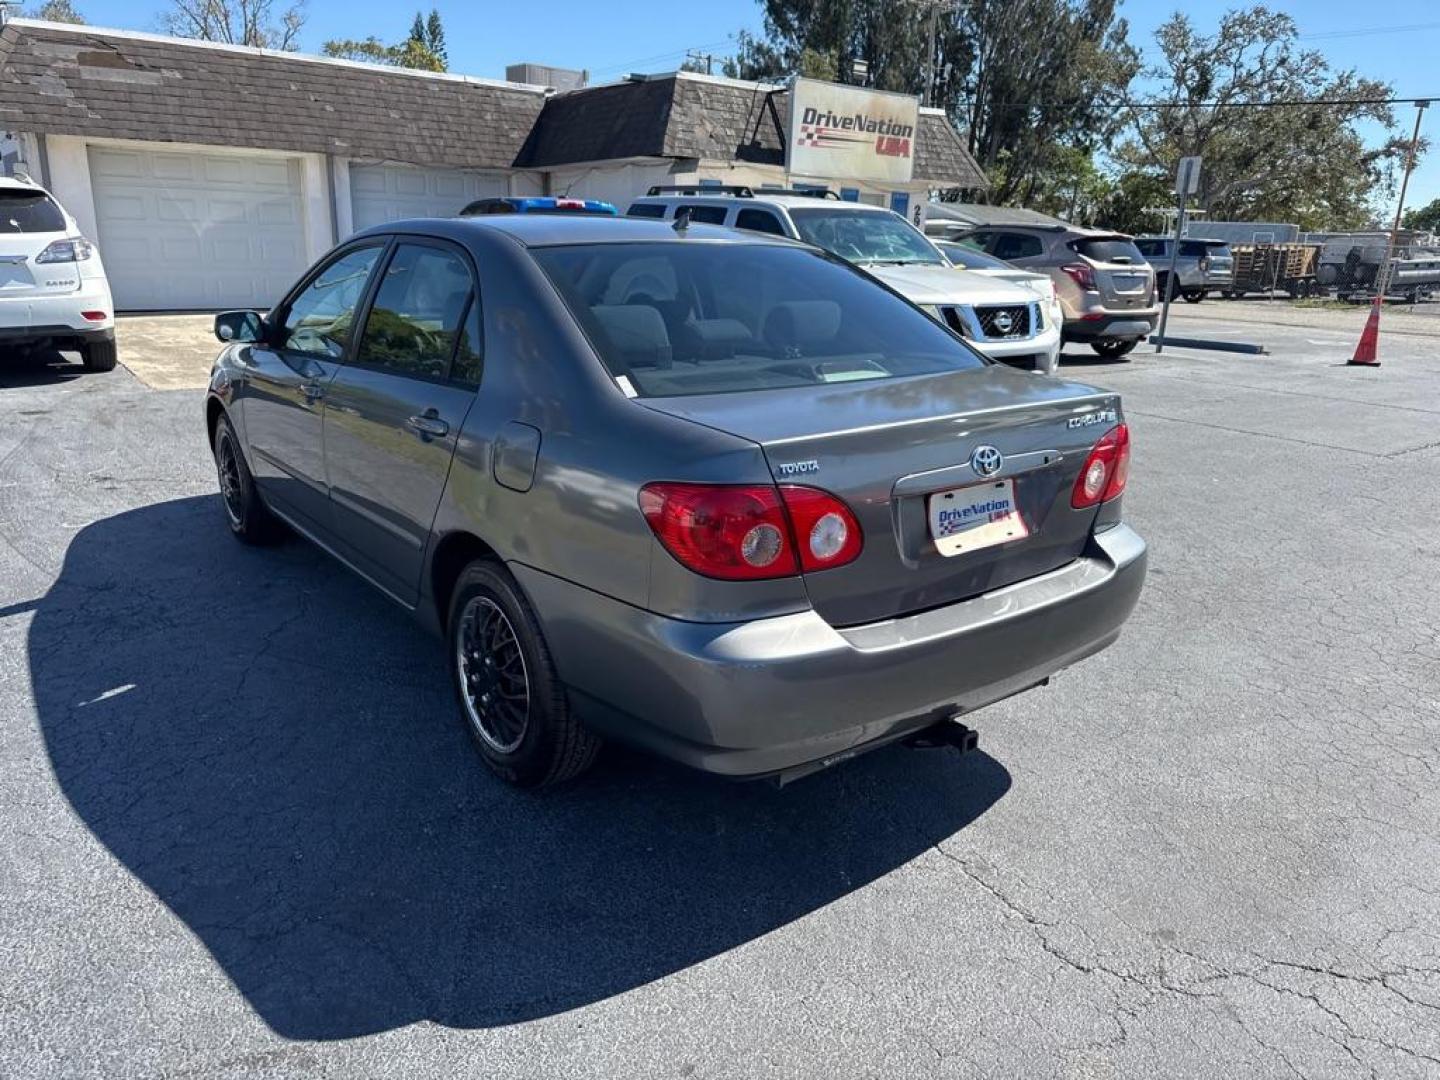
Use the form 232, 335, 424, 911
0, 18, 986, 309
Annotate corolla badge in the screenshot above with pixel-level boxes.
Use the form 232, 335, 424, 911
970, 445, 1003, 477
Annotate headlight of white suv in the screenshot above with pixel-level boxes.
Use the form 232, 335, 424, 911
35, 238, 95, 263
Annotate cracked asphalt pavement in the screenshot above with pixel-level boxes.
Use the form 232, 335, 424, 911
1, 311, 1437, 1079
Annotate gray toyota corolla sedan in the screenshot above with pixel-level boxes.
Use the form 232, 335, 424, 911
205, 215, 1146, 787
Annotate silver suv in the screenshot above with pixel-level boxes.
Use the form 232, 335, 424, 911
627, 187, 1062, 372
956, 225, 1158, 359
1134, 237, 1234, 303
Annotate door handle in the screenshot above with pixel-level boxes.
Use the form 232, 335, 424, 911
405, 410, 450, 439
301, 381, 326, 403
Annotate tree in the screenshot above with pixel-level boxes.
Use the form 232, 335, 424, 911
24, 0, 85, 21
423, 8, 446, 65
322, 9, 446, 73
1115, 6, 1419, 229
1401, 196, 1440, 234
160, 0, 305, 50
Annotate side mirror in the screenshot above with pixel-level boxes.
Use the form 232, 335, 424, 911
215, 310, 265, 344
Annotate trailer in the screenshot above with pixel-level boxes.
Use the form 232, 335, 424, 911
1222, 243, 1321, 298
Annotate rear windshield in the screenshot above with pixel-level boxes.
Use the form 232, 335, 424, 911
533, 242, 986, 399
0, 189, 65, 234
1070, 236, 1144, 264
788, 208, 946, 266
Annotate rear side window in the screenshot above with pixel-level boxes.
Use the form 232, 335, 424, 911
735, 209, 787, 236
280, 245, 384, 358
357, 242, 475, 381
1179, 241, 1212, 257
626, 203, 665, 218
533, 242, 986, 399
992, 233, 1043, 260
0, 189, 66, 233
1071, 237, 1144, 264
677, 205, 727, 225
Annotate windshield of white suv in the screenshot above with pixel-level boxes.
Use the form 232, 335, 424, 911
0, 190, 66, 234
535, 242, 985, 398
788, 208, 946, 267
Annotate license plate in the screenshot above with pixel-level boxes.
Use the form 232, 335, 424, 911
1112, 274, 1146, 292
928, 479, 1029, 557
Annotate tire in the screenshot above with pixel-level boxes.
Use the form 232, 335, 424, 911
1090, 338, 1137, 359
1181, 289, 1205, 304
212, 413, 285, 545
447, 560, 601, 788
81, 337, 118, 372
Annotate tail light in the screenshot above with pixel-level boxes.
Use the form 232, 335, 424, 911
778, 485, 863, 571
639, 482, 863, 580
1060, 262, 1096, 291
1071, 424, 1130, 508
1198, 255, 1212, 272
35, 238, 94, 263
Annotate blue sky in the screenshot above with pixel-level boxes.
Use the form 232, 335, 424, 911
49, 1, 1440, 213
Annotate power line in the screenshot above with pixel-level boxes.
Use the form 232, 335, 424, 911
1298, 20, 1440, 41
967, 95, 1438, 113
588, 37, 735, 78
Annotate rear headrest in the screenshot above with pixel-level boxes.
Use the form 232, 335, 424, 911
764, 300, 842, 349
591, 304, 672, 369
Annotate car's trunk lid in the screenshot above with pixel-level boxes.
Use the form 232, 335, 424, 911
643, 366, 1122, 627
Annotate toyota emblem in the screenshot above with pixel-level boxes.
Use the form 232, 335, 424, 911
971, 445, 1003, 477
993, 310, 1014, 334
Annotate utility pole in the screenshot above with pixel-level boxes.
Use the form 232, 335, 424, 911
908, 0, 957, 107
1375, 99, 1429, 300
685, 50, 716, 76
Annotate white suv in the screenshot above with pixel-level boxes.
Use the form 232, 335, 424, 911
0, 175, 116, 371
626, 187, 1062, 373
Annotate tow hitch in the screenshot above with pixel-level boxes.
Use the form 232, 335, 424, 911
905, 713, 979, 755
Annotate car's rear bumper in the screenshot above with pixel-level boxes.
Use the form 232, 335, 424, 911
1063, 311, 1158, 342
0, 286, 115, 342
515, 523, 1147, 779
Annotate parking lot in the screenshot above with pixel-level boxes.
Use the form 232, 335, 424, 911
2, 306, 1438, 1079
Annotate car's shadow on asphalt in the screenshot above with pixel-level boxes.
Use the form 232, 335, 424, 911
30, 495, 1011, 1040
0, 348, 87, 388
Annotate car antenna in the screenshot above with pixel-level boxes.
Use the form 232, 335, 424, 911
672, 207, 692, 233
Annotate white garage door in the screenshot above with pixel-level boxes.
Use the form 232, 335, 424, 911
89, 147, 307, 311
349, 164, 506, 231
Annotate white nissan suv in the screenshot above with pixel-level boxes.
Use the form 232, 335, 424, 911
626, 187, 1062, 373
0, 175, 116, 371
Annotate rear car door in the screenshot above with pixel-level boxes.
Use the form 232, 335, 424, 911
240, 242, 386, 533
322, 239, 481, 604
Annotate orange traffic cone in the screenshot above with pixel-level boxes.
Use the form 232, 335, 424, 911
1349, 297, 1382, 366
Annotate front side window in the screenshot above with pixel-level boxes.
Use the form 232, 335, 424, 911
356, 243, 475, 380
0, 189, 66, 234
789, 208, 946, 266
279, 245, 384, 358
534, 242, 985, 399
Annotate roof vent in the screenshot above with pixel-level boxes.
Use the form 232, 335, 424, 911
505, 63, 588, 90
